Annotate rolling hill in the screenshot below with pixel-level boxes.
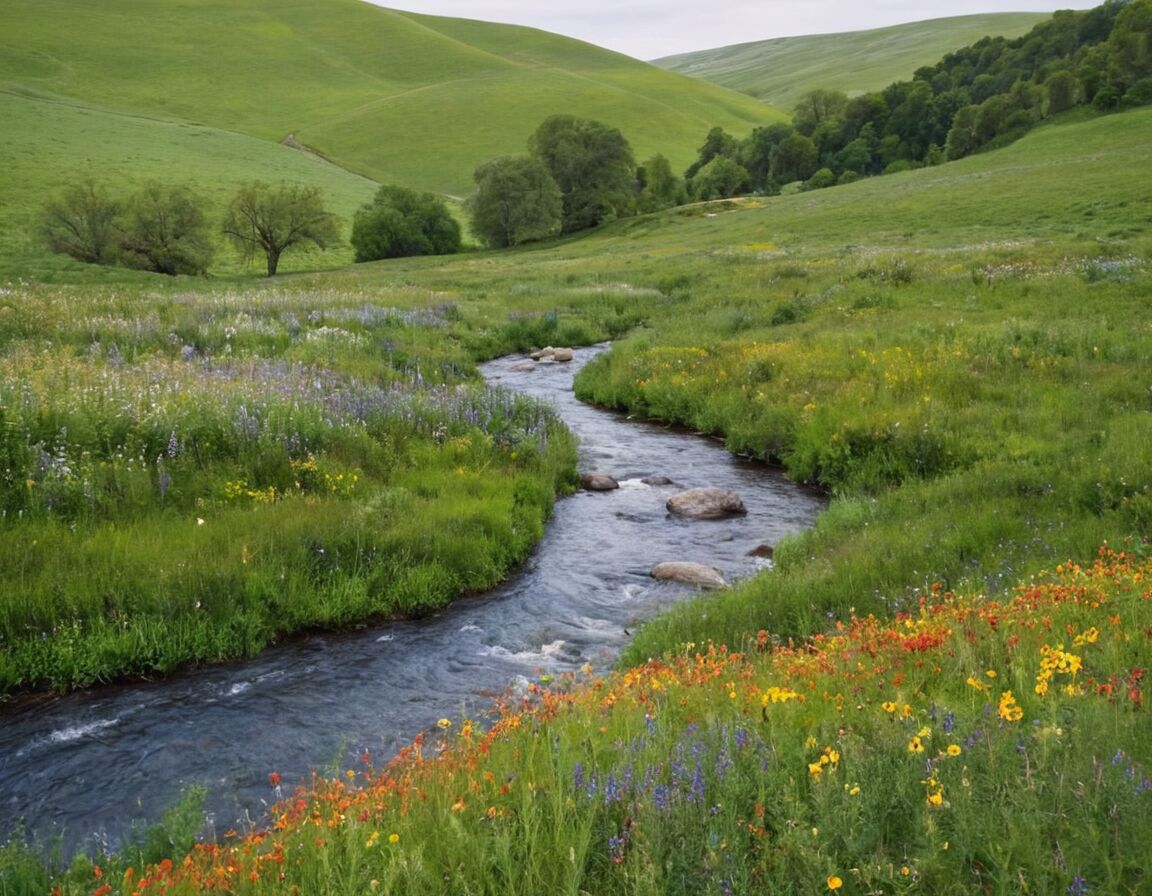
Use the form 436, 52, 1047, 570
0, 0, 780, 201
652, 13, 1051, 109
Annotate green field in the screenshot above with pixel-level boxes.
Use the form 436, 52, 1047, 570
10, 103, 1152, 893
654, 13, 1050, 108
4, 2, 1152, 890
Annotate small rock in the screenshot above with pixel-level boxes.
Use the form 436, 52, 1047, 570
650, 561, 728, 589
748, 543, 774, 559
666, 487, 746, 519
530, 346, 556, 361
552, 347, 574, 362
641, 475, 673, 486
509, 362, 536, 372
580, 472, 619, 491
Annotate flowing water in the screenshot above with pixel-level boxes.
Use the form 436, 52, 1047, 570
0, 346, 824, 855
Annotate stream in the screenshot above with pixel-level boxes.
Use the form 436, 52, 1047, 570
0, 345, 825, 856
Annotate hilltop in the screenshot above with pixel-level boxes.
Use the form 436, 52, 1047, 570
0, 0, 778, 200
653, 13, 1050, 108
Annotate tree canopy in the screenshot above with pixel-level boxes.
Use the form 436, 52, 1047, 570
39, 180, 122, 265
120, 182, 214, 276
467, 156, 563, 249
529, 115, 636, 233
351, 185, 461, 262
222, 181, 340, 276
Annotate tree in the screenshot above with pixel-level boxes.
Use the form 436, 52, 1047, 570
740, 123, 794, 192
119, 182, 214, 276
467, 156, 563, 249
1045, 70, 1082, 114
770, 132, 819, 185
351, 185, 461, 262
637, 154, 685, 212
39, 180, 122, 265
529, 115, 636, 233
685, 126, 739, 179
689, 156, 751, 200
222, 182, 340, 276
945, 105, 981, 160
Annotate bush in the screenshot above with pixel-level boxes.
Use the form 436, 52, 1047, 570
351, 185, 461, 262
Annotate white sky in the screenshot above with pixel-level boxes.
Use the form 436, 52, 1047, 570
366, 1, 1100, 59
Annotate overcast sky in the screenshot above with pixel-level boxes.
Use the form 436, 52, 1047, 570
367, 1, 1100, 60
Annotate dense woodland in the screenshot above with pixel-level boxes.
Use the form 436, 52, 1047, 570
684, 0, 1152, 196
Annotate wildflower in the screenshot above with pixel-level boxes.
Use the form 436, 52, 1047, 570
365, 831, 380, 848
946, 744, 962, 756
908, 736, 925, 753
881, 700, 898, 714
998, 691, 1023, 722
827, 875, 844, 890
437, 718, 452, 730
388, 833, 400, 844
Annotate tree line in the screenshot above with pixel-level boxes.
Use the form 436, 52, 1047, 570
684, 0, 1151, 196
41, 180, 342, 276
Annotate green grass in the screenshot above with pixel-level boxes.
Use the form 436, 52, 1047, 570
3, 63, 1152, 896
0, 90, 380, 279
1, 0, 779, 198
653, 13, 1051, 108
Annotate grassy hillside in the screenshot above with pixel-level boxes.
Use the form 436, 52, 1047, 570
11, 106, 1152, 895
653, 13, 1049, 108
0, 0, 779, 200
0, 89, 380, 280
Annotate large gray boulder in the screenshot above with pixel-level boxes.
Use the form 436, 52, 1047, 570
666, 487, 746, 519
650, 561, 728, 589
580, 471, 619, 491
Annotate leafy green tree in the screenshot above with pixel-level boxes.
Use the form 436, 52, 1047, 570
222, 182, 340, 276
740, 123, 794, 192
39, 180, 122, 265
529, 115, 636, 233
770, 132, 819, 185
637, 154, 685, 212
119, 182, 214, 276
792, 89, 848, 136
467, 156, 562, 249
351, 185, 461, 262
945, 105, 981, 160
689, 156, 751, 200
803, 168, 837, 191
1109, 0, 1152, 82
685, 126, 739, 179
834, 138, 873, 176
1045, 70, 1082, 114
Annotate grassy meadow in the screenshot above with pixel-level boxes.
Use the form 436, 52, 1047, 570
653, 12, 1049, 107
2, 0, 1152, 887
4, 103, 1148, 892
0, 0, 779, 206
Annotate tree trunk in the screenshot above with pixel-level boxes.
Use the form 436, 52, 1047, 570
266, 248, 281, 277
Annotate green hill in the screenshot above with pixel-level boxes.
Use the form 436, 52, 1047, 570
0, 0, 779, 200
653, 13, 1051, 109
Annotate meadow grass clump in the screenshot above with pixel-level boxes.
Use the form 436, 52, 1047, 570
0, 283, 577, 694
24, 545, 1150, 895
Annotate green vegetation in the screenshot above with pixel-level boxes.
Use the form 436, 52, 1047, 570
17, 550, 1152, 894
351, 185, 462, 262
222, 182, 343, 276
0, 0, 780, 276
0, 284, 578, 693
3, 1, 1152, 891
667, 1, 1152, 196
654, 13, 1051, 107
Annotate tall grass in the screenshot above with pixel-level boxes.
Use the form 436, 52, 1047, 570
14, 546, 1150, 894
0, 283, 577, 693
